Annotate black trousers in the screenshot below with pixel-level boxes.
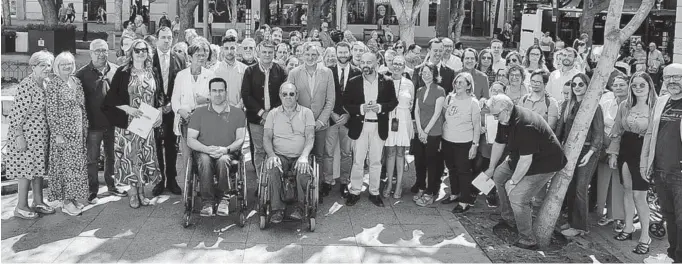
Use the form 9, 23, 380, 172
412, 136, 443, 195
442, 140, 474, 204
155, 112, 178, 185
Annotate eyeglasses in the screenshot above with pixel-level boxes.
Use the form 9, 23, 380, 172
509, 73, 522, 78
392, 62, 405, 67
243, 46, 255, 50
281, 92, 296, 97
630, 83, 648, 89
571, 82, 586, 88
91, 49, 108, 55
510, 59, 518, 63
133, 48, 148, 54
531, 80, 544, 85
530, 52, 541, 56
663, 75, 682, 82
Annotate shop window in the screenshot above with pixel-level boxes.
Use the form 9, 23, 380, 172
348, 0, 398, 25
428, 3, 436, 26
198, 0, 247, 23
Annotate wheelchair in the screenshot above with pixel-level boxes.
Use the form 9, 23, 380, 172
257, 156, 319, 232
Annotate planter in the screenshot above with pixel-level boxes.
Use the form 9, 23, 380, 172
15, 32, 28, 53
2, 36, 16, 53
28, 27, 76, 54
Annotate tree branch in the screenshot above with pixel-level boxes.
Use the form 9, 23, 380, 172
411, 0, 429, 21
619, 0, 655, 42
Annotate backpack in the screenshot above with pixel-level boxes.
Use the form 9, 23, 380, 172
521, 93, 552, 116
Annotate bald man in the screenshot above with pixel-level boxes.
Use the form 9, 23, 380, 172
484, 94, 566, 250
342, 52, 398, 207
641, 63, 682, 263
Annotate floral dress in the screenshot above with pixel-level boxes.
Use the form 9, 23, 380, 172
113, 70, 161, 187
5, 74, 49, 180
45, 75, 89, 201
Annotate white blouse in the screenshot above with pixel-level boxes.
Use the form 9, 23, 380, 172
170, 67, 216, 135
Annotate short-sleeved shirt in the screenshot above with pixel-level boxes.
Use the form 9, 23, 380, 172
495, 106, 567, 175
417, 84, 446, 136
442, 95, 480, 143
188, 105, 246, 147
654, 98, 682, 173
519, 93, 559, 123
264, 105, 315, 158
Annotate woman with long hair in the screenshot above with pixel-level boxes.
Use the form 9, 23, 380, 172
505, 51, 522, 68
367, 31, 381, 52
495, 68, 509, 86
393, 41, 407, 56
6, 51, 57, 219
440, 72, 481, 213
343, 30, 357, 43
103, 39, 164, 209
608, 72, 658, 254
556, 73, 604, 237
285, 56, 301, 74
45, 52, 89, 216
523, 45, 548, 72
505, 64, 528, 104
322, 47, 337, 68
412, 63, 445, 207
477, 49, 496, 86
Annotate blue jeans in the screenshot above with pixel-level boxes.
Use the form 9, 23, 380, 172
566, 146, 600, 231
654, 170, 682, 262
195, 152, 237, 206
86, 129, 116, 198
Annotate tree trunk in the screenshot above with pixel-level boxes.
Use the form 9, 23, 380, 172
179, 0, 201, 36
230, 0, 237, 29
308, 0, 322, 31
390, 0, 428, 46
340, 0, 348, 30
2, 0, 11, 26
452, 0, 465, 43
37, 0, 59, 26
494, 0, 501, 31
534, 0, 656, 248
436, 0, 450, 38
114, 0, 122, 30
579, 0, 608, 47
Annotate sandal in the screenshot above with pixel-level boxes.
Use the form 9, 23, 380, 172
32, 203, 56, 214
14, 208, 38, 220
383, 185, 392, 198
649, 222, 666, 240
129, 195, 140, 209
614, 231, 633, 241
633, 238, 652, 255
138, 194, 151, 206
393, 188, 402, 199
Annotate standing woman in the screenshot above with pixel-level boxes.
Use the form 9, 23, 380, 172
523, 45, 548, 72
45, 52, 90, 216
393, 41, 407, 56
496, 68, 509, 86
608, 72, 658, 254
440, 72, 481, 213
6, 51, 57, 219
383, 56, 414, 199
412, 63, 446, 207
556, 73, 604, 237
322, 47, 337, 68
477, 49, 496, 86
103, 39, 164, 209
505, 64, 528, 104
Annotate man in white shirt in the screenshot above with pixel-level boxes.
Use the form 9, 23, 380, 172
213, 34, 247, 108
546, 48, 581, 100
491, 39, 506, 72
442, 38, 463, 72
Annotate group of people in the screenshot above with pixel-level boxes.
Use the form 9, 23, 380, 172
5, 22, 681, 262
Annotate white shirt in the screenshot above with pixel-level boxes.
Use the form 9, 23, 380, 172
492, 57, 506, 72
213, 60, 247, 107
361, 74, 379, 120
171, 67, 216, 135
599, 91, 620, 135
443, 55, 463, 72
157, 48, 171, 93
305, 65, 318, 96
546, 67, 581, 101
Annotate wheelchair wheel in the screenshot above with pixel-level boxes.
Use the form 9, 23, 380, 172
259, 204, 270, 230
309, 217, 316, 232
238, 210, 246, 228
258, 164, 270, 230
182, 211, 192, 228
240, 159, 248, 208
182, 155, 195, 226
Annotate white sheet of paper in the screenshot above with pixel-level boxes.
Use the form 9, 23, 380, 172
127, 103, 161, 138
472, 172, 496, 195
485, 114, 498, 144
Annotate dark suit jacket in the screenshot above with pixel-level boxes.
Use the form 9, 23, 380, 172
343, 73, 398, 141
102, 66, 165, 130
241, 63, 288, 124
152, 51, 185, 105
329, 64, 362, 125
411, 63, 455, 117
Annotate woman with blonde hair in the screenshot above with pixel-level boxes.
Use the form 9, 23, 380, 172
6, 51, 57, 219
103, 39, 164, 209
45, 52, 89, 216
322, 46, 337, 68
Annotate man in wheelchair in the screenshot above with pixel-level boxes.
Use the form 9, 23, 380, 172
186, 78, 247, 217
263, 82, 316, 224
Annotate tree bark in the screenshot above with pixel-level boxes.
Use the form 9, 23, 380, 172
114, 0, 122, 30
37, 0, 58, 26
179, 0, 201, 36
308, 0, 322, 31
579, 0, 609, 47
436, 0, 450, 38
390, 0, 428, 46
2, 0, 12, 26
452, 0, 465, 43
230, 0, 237, 29
534, 0, 656, 248
340, 0, 348, 30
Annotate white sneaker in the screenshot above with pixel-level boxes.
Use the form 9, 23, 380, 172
216, 198, 230, 216
643, 253, 674, 264
62, 202, 82, 216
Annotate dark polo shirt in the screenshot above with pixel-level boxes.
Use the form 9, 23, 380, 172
188, 104, 246, 147
495, 106, 567, 175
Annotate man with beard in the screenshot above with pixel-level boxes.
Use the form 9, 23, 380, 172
442, 38, 463, 72
213, 34, 248, 108
343, 52, 398, 207
456, 48, 490, 100
287, 42, 336, 202
641, 64, 682, 263
241, 40, 288, 177
323, 42, 362, 198
546, 48, 581, 100
271, 28, 283, 45
490, 39, 506, 72
152, 27, 186, 196
412, 39, 455, 116
351, 41, 367, 67
289, 31, 302, 47
239, 38, 258, 66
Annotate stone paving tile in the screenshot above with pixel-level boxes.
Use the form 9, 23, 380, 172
148, 195, 186, 219
359, 246, 490, 263
53, 237, 133, 263
353, 224, 408, 247
182, 241, 245, 263
301, 245, 366, 263
117, 236, 190, 263
392, 204, 445, 225
137, 216, 196, 240
246, 216, 356, 246
190, 216, 250, 244
242, 243, 303, 263
97, 200, 154, 218
346, 200, 400, 227
0, 218, 37, 240
79, 214, 147, 239
1, 235, 74, 263
400, 224, 461, 248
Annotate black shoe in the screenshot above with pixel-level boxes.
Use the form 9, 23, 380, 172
321, 182, 331, 197
107, 188, 128, 197
152, 182, 165, 196
166, 179, 182, 195
452, 203, 472, 213
345, 194, 360, 206
410, 184, 420, 194
513, 238, 538, 250
441, 196, 459, 204
486, 195, 499, 208
340, 184, 349, 198
369, 195, 385, 207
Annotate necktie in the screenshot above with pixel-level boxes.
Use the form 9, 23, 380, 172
340, 68, 346, 91
162, 53, 169, 93
263, 66, 271, 111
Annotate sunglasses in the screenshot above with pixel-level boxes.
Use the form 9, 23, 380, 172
281, 92, 296, 97
510, 58, 518, 63
571, 82, 586, 88
133, 48, 148, 54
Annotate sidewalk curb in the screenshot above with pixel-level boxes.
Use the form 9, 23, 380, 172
1, 179, 17, 195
